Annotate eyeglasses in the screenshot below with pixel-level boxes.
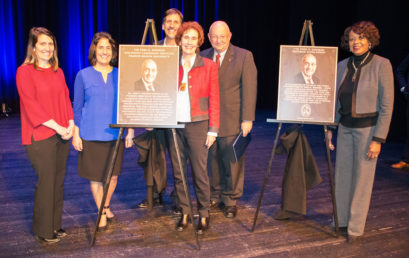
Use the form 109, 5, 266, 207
209, 35, 227, 41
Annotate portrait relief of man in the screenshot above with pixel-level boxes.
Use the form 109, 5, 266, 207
293, 53, 320, 85
134, 59, 160, 92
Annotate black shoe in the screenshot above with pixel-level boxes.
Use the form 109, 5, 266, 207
273, 209, 291, 220
54, 229, 67, 238
104, 206, 117, 224
97, 210, 108, 231
337, 226, 348, 233
137, 196, 163, 208
107, 216, 117, 224
35, 235, 60, 244
347, 234, 363, 244
223, 205, 237, 218
173, 205, 182, 215
176, 214, 190, 231
210, 200, 221, 210
196, 216, 210, 235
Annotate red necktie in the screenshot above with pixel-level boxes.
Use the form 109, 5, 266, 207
216, 54, 221, 67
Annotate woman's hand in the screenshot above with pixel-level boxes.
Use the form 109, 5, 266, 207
56, 125, 69, 138
62, 120, 74, 140
72, 126, 83, 151
125, 128, 135, 148
327, 130, 335, 151
205, 135, 216, 149
67, 120, 74, 135
367, 141, 381, 160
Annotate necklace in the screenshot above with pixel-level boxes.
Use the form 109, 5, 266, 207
351, 52, 370, 82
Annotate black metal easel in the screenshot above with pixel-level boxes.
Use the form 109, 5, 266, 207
91, 19, 200, 249
251, 20, 339, 235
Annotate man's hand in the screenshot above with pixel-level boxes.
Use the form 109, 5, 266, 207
241, 121, 253, 137
125, 129, 135, 148
327, 130, 335, 151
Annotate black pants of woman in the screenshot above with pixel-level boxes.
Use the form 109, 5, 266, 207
25, 134, 69, 239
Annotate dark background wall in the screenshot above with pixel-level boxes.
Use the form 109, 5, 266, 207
1, 0, 408, 139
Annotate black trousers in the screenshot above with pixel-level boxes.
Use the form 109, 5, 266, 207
167, 121, 210, 217
25, 134, 69, 238
209, 134, 245, 206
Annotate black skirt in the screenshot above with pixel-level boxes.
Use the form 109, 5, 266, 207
78, 140, 124, 182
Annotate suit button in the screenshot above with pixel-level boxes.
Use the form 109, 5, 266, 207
188, 75, 191, 79
189, 85, 192, 88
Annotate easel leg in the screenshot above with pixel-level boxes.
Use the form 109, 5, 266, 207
171, 128, 200, 250
251, 123, 282, 232
90, 128, 124, 246
323, 126, 339, 235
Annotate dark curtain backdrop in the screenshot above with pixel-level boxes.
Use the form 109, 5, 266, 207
1, 0, 408, 138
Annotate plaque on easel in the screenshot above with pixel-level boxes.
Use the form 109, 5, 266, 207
117, 45, 179, 126
277, 45, 338, 123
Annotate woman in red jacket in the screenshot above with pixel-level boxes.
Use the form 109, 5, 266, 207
16, 27, 74, 244
169, 21, 219, 234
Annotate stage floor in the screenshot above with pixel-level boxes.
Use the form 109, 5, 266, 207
1, 111, 408, 257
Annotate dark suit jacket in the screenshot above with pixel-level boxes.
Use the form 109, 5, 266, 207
134, 79, 161, 92
293, 72, 320, 85
201, 44, 257, 137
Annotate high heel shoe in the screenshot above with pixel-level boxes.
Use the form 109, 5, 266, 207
176, 214, 190, 232
104, 205, 117, 223
97, 209, 108, 231
196, 216, 210, 235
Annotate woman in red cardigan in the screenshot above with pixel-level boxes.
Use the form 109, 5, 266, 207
16, 27, 74, 244
168, 21, 219, 234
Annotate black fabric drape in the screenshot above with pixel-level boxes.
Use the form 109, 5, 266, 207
274, 126, 322, 219
133, 129, 167, 193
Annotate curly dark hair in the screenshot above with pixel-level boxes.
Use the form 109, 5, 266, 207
88, 32, 117, 66
340, 21, 380, 51
175, 21, 204, 53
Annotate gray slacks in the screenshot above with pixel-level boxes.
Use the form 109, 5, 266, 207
335, 124, 378, 236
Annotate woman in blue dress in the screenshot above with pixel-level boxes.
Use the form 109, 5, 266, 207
73, 32, 134, 229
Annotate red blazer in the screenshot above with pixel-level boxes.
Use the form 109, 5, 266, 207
178, 55, 220, 133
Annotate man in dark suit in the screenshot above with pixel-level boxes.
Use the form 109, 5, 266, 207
136, 8, 183, 210
134, 59, 160, 92
293, 53, 320, 85
201, 21, 257, 218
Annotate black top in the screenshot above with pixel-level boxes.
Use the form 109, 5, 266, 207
338, 51, 378, 128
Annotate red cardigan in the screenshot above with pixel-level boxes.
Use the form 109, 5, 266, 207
178, 55, 220, 133
16, 64, 74, 145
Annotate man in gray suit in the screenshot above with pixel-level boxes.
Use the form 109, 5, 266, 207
201, 21, 257, 218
